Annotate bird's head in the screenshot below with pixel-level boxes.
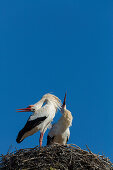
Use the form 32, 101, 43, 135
61, 92, 73, 126
16, 93, 61, 113
16, 105, 36, 112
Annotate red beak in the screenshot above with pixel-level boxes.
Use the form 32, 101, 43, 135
62, 92, 67, 108
16, 105, 34, 112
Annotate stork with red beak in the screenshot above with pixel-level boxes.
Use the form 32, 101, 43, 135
47, 93, 73, 145
16, 93, 61, 146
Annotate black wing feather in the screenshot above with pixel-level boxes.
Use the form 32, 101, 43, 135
16, 116, 47, 143
47, 135, 55, 145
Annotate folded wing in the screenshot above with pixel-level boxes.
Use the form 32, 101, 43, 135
16, 116, 47, 143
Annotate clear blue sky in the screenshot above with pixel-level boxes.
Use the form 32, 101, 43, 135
0, 0, 113, 161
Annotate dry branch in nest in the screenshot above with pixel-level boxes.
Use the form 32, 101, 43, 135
0, 144, 113, 170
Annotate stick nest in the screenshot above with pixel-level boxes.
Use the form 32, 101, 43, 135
0, 144, 113, 170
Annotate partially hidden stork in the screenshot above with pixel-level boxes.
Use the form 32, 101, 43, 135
16, 93, 61, 146
47, 93, 73, 145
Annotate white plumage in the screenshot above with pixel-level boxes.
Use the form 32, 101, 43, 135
16, 93, 61, 146
47, 93, 73, 145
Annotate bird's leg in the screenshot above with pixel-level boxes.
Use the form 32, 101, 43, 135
39, 132, 44, 147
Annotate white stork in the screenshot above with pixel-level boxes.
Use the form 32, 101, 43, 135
16, 93, 61, 146
47, 93, 73, 145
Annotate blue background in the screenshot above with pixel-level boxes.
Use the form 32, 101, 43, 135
0, 0, 113, 161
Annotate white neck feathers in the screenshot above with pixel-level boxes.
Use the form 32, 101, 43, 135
34, 93, 61, 111
42, 93, 61, 110
58, 109, 73, 131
